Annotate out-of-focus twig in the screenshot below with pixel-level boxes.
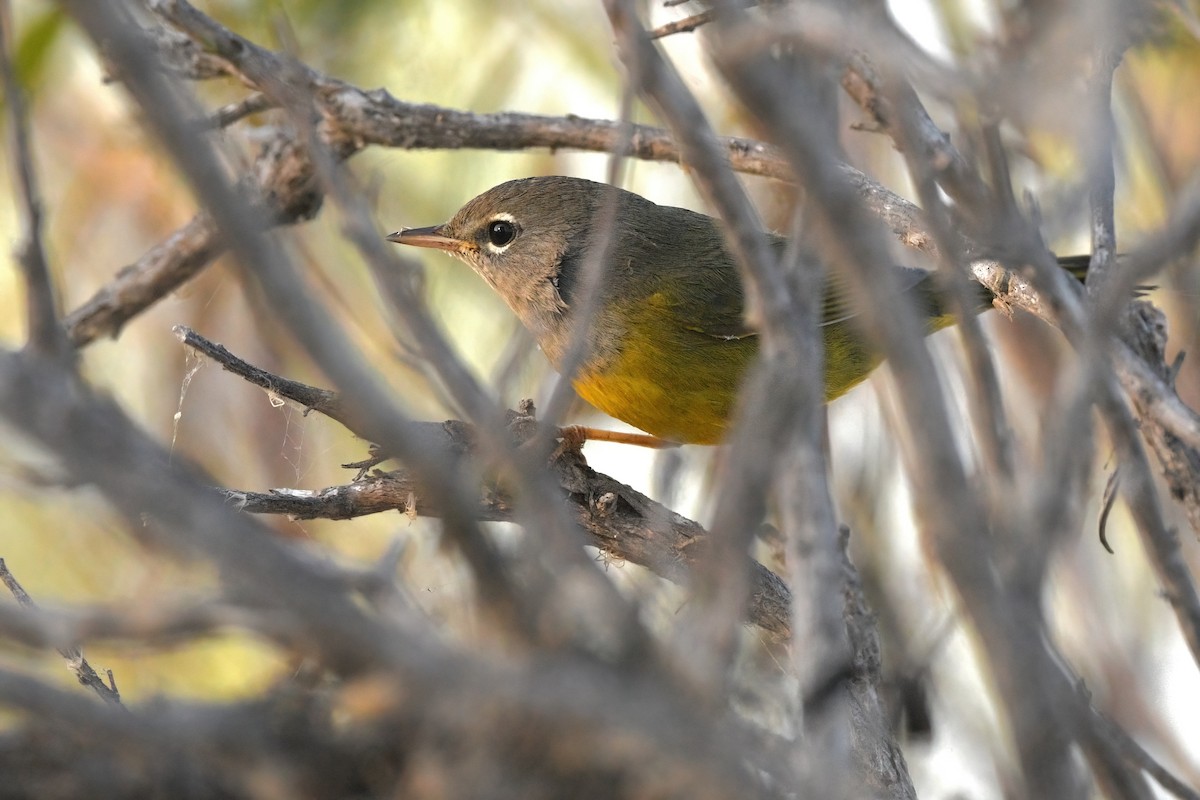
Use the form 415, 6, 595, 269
0, 591, 261, 653
205, 90, 272, 128
1088, 700, 1200, 800
0, 558, 122, 705
65, 134, 321, 345
649, 9, 715, 38
0, 1, 72, 362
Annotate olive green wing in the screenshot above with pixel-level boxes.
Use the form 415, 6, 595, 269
617, 206, 761, 341
664, 239, 938, 340
677, 241, 759, 340
820, 265, 939, 329
619, 201, 938, 340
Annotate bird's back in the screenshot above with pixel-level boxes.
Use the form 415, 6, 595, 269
569, 193, 955, 442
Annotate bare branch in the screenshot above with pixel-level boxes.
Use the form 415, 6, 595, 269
0, 591, 261, 652
175, 325, 345, 422
649, 9, 716, 39
0, 559, 122, 705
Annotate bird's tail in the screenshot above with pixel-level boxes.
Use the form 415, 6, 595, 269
1056, 253, 1092, 284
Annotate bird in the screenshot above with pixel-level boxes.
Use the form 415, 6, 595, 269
387, 176, 1063, 445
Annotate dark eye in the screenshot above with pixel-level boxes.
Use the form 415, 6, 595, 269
486, 219, 517, 247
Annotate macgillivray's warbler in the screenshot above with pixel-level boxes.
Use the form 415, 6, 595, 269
387, 176, 1080, 445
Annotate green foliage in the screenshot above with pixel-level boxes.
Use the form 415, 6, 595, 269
13, 6, 65, 93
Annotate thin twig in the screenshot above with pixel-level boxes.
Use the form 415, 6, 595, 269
0, 592, 260, 651
205, 90, 272, 128
1089, 705, 1200, 800
0, 559, 122, 705
174, 325, 346, 422
649, 10, 716, 38
0, 1, 72, 361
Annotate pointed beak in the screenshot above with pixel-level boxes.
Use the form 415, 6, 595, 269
386, 225, 467, 253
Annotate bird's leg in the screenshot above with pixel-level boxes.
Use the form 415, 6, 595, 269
559, 425, 680, 450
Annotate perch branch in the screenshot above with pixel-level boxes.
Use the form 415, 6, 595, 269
179, 326, 793, 639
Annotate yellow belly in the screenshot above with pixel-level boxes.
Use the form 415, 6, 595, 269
574, 353, 744, 445
573, 319, 889, 445
564, 281, 968, 444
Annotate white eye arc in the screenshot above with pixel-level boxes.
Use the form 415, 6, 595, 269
484, 212, 519, 253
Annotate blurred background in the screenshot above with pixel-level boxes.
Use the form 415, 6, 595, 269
1, 1, 1199, 796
